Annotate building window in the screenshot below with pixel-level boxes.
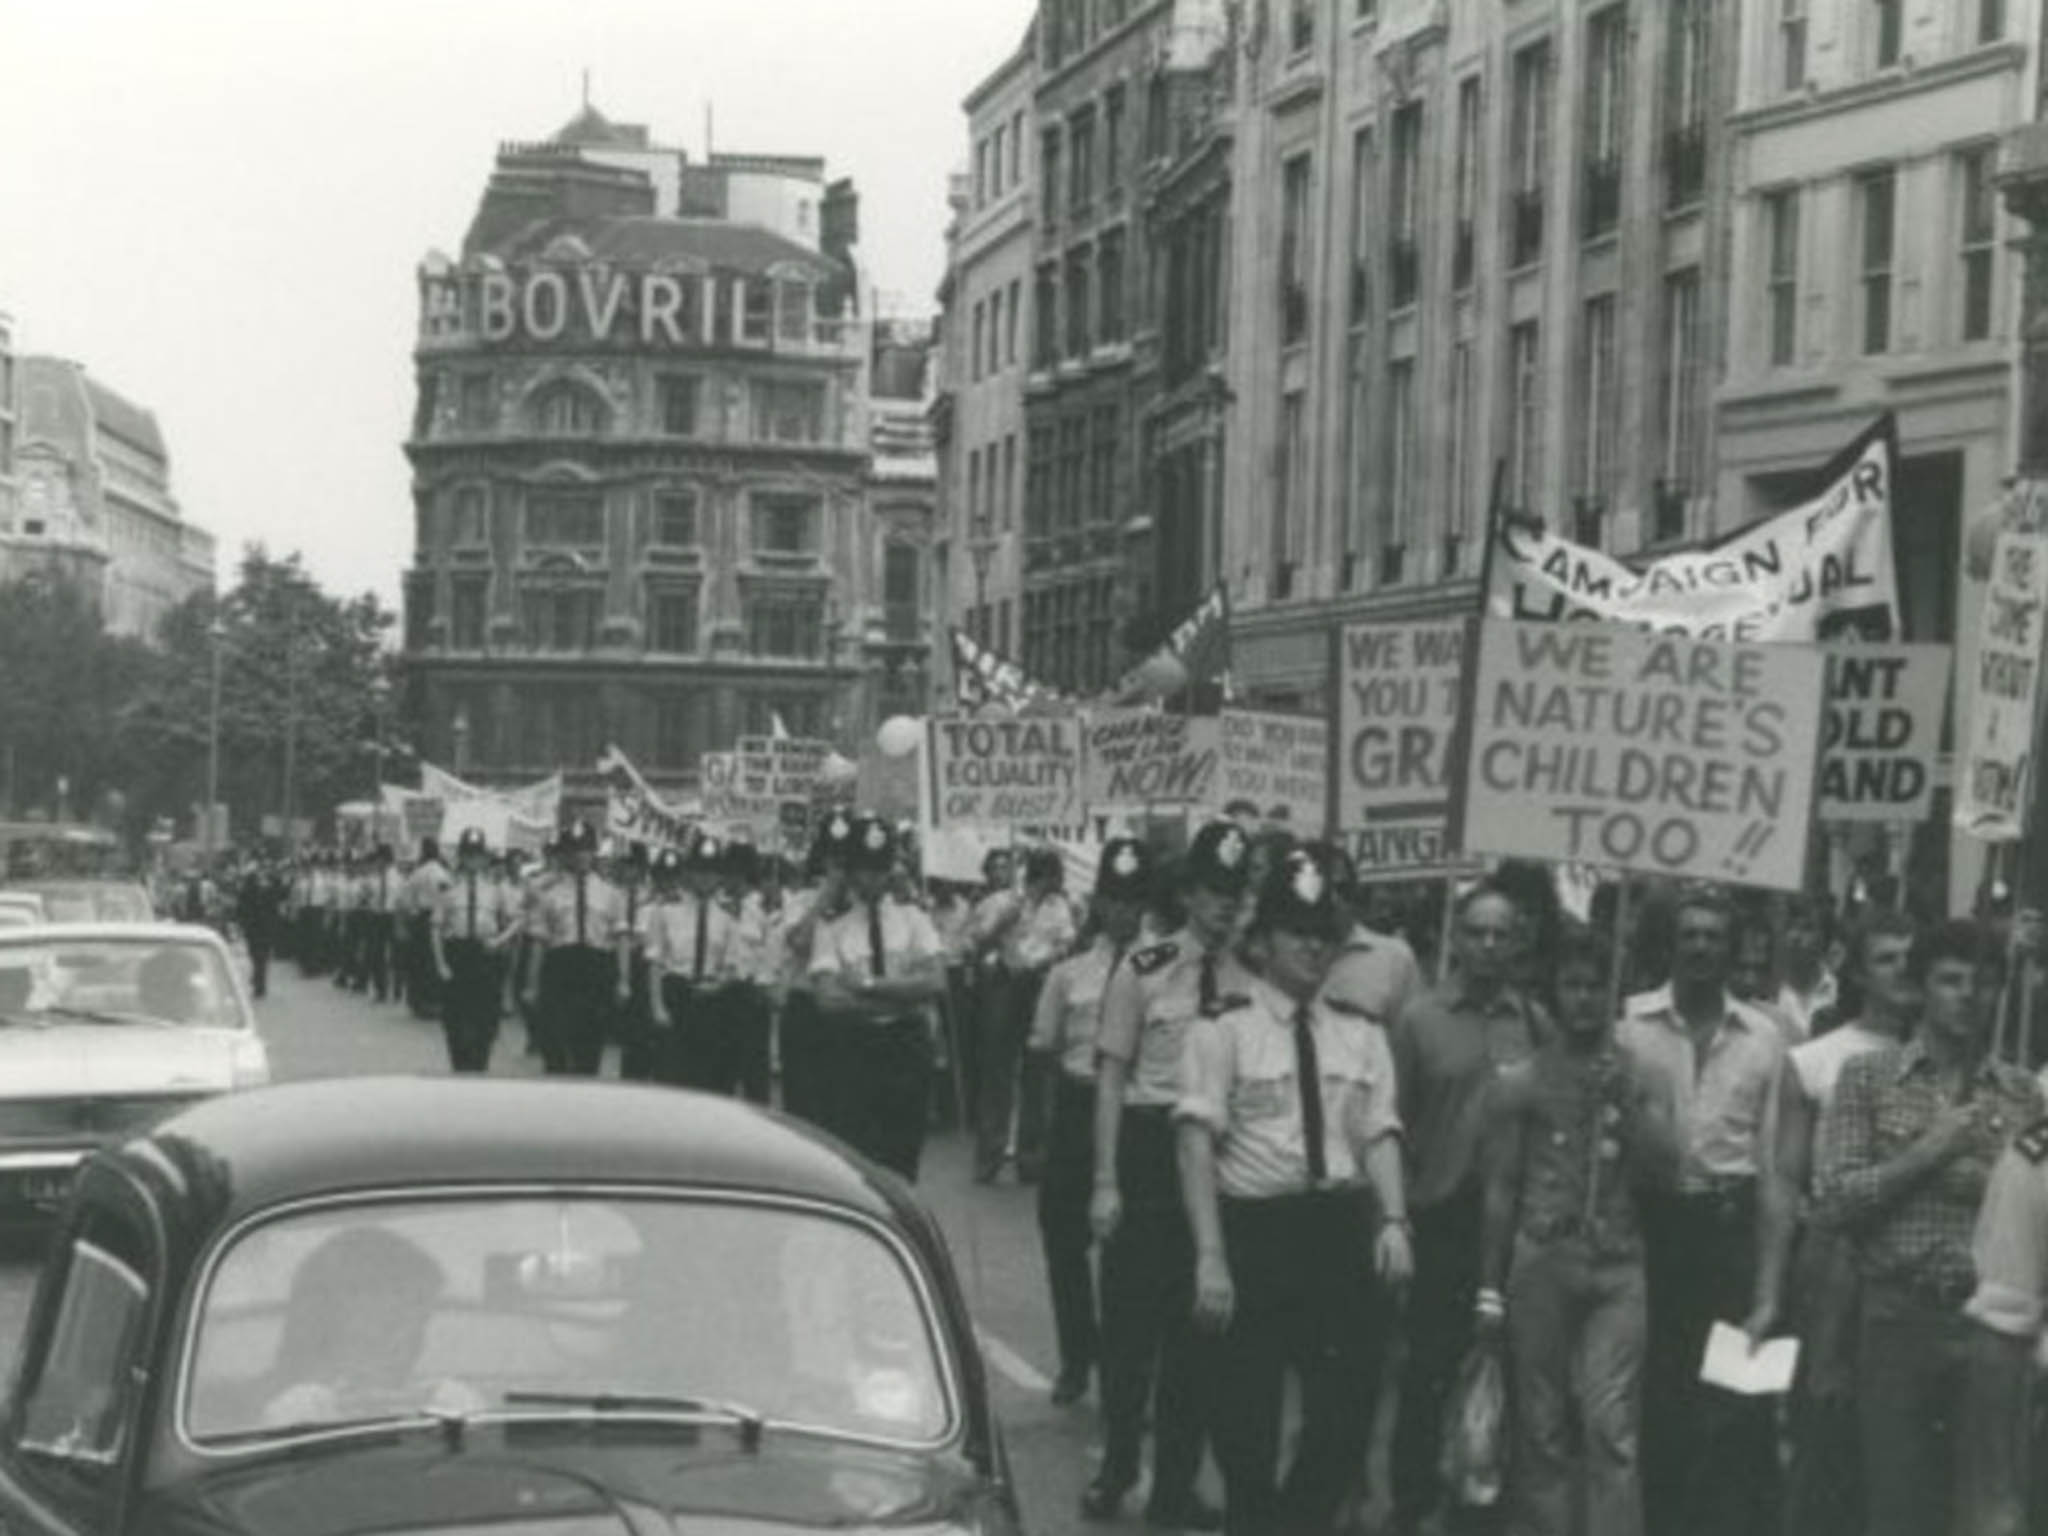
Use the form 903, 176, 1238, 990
451, 577, 487, 651
457, 373, 494, 432
883, 544, 921, 642
657, 374, 699, 436
751, 378, 826, 443
521, 587, 601, 652
1859, 168, 1896, 355
971, 302, 985, 382
1981, 0, 2006, 42
528, 380, 607, 437
1280, 153, 1312, 345
1780, 0, 1808, 92
1389, 104, 1424, 309
996, 597, 1012, 654
1960, 147, 1998, 342
1445, 339, 1475, 568
967, 446, 982, 530
1506, 320, 1543, 513
1582, 7, 1627, 242
525, 492, 604, 548
648, 586, 699, 654
450, 485, 487, 548
1765, 188, 1800, 366
1069, 108, 1096, 217
653, 489, 698, 548
654, 693, 700, 770
1002, 434, 1017, 530
776, 281, 810, 343
1098, 229, 1126, 343
1871, 0, 1903, 69
1510, 40, 1551, 267
1105, 84, 1126, 194
1027, 427, 1054, 536
1666, 0, 1709, 210
1035, 263, 1060, 367
1041, 126, 1062, 226
1661, 267, 1703, 501
1578, 295, 1619, 514
747, 592, 824, 659
987, 289, 1004, 375
741, 282, 774, 344
1289, 0, 1315, 54
975, 138, 989, 207
1273, 390, 1306, 599
1090, 407, 1118, 526
1145, 75, 1169, 160
1060, 418, 1086, 529
1349, 127, 1375, 324
751, 493, 821, 558
1453, 79, 1480, 291
1066, 247, 1093, 358
1010, 111, 1024, 184
521, 687, 603, 769
1007, 278, 1022, 364
990, 126, 1006, 199
1383, 357, 1417, 580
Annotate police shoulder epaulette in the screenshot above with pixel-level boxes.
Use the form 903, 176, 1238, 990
2017, 1117, 2048, 1166
1325, 997, 1375, 1022
1202, 990, 1254, 1018
1129, 941, 1180, 976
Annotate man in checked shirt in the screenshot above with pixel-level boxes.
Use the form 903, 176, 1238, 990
1815, 917, 2044, 1536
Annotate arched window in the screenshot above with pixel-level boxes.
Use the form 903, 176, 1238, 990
527, 380, 607, 437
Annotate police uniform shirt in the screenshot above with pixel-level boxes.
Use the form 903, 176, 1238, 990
435, 869, 514, 944
1176, 975, 1402, 1200
809, 896, 943, 994
364, 867, 398, 914
1030, 935, 1132, 1082
1096, 928, 1258, 1108
405, 859, 452, 916
650, 891, 737, 983
1967, 1119, 2048, 1368
532, 870, 625, 950
724, 890, 772, 984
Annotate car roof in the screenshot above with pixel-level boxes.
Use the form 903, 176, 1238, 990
0, 921, 225, 950
5, 879, 147, 893
112, 1077, 917, 1233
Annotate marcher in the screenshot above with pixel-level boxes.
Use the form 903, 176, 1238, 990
1087, 819, 1253, 1529
522, 821, 622, 1076
402, 837, 451, 1019
430, 828, 514, 1072
1959, 1109, 2048, 1536
720, 841, 775, 1104
236, 859, 283, 1000
1321, 848, 1424, 1023
649, 830, 737, 1091
779, 813, 856, 1127
1775, 896, 1841, 1042
360, 843, 400, 1004
1026, 837, 1149, 1407
616, 844, 667, 1084
807, 815, 945, 1180
1178, 844, 1412, 1536
1387, 880, 1542, 1535
1620, 883, 1791, 1536
974, 847, 1078, 1183
1815, 918, 2044, 1536
1479, 925, 1678, 1536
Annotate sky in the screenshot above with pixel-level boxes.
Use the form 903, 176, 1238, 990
0, 0, 1035, 608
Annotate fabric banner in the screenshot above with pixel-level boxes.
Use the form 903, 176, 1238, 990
1331, 617, 1474, 880
594, 744, 698, 851
1956, 532, 2048, 842
1819, 644, 1951, 824
1081, 709, 1221, 807
1115, 580, 1233, 698
1485, 416, 1900, 642
927, 715, 1083, 828
1217, 710, 1329, 835
950, 628, 1065, 714
418, 763, 563, 825
440, 798, 551, 855
1453, 620, 1826, 893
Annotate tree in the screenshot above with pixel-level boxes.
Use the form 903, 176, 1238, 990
0, 575, 155, 821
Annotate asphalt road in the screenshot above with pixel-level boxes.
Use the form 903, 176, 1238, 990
0, 960, 1133, 1533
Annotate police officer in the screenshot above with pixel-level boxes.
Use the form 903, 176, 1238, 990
1178, 844, 1414, 1536
1026, 836, 1151, 1407
335, 850, 366, 991
403, 837, 452, 1019
650, 829, 737, 1090
1962, 1115, 2048, 1536
614, 843, 664, 1084
361, 843, 401, 1004
808, 815, 946, 1180
1084, 818, 1254, 1528
721, 841, 775, 1105
780, 812, 858, 1127
522, 821, 623, 1075
236, 858, 283, 1000
431, 828, 515, 1072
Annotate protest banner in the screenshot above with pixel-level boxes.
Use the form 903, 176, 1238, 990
950, 628, 1067, 713
595, 744, 697, 850
420, 763, 562, 824
1331, 617, 1474, 879
700, 750, 780, 840
1113, 581, 1233, 698
1081, 708, 1220, 808
1818, 643, 1950, 823
928, 715, 1083, 828
1486, 416, 1900, 642
1452, 620, 1826, 892
1956, 531, 2048, 842
1217, 710, 1328, 834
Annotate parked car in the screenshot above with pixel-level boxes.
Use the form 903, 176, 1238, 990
4, 879, 157, 924
0, 922, 269, 1218
0, 892, 47, 927
0, 1076, 1023, 1535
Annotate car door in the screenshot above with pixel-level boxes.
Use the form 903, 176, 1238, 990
0, 1188, 166, 1534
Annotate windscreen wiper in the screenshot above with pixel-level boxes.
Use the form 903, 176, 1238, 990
205, 1406, 470, 1453
502, 1390, 764, 1450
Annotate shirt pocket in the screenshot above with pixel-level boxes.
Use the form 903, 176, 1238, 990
1231, 1074, 1293, 1124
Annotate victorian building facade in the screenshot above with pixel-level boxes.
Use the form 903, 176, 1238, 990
401, 105, 915, 807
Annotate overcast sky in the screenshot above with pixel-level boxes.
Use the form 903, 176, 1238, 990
0, 0, 1034, 609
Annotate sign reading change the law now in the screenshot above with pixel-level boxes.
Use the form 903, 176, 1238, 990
1455, 619, 1826, 892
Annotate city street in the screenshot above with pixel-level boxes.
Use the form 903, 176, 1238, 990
0, 964, 1112, 1531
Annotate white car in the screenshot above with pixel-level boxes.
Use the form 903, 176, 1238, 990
0, 922, 270, 1216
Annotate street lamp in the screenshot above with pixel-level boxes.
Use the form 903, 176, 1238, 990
452, 706, 472, 776
204, 619, 226, 857
54, 775, 69, 825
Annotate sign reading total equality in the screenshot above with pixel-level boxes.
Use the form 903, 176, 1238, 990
1082, 709, 1220, 807
1332, 617, 1469, 877
1454, 619, 1825, 891
929, 716, 1082, 828
1819, 644, 1951, 823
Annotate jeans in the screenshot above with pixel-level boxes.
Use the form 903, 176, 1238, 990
1392, 1186, 1483, 1525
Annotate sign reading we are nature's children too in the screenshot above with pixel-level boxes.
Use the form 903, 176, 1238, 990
1332, 617, 1470, 878
1454, 620, 1826, 892
929, 716, 1083, 828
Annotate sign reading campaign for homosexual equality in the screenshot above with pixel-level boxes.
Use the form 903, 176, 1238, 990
1454, 620, 1826, 893
928, 715, 1083, 828
1332, 617, 1471, 878
1486, 417, 1900, 642
1819, 644, 1951, 824
1217, 711, 1329, 833
1957, 531, 2048, 841
1082, 709, 1220, 807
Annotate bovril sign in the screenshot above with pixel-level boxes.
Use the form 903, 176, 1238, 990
460, 267, 774, 348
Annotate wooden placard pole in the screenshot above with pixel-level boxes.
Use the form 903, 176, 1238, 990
1606, 874, 1633, 1024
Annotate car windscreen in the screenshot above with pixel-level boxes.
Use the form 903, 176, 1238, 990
183, 1195, 953, 1448
0, 938, 244, 1031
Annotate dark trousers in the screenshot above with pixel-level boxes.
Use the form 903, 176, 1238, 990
1783, 1226, 1866, 1536
1641, 1185, 1780, 1536
722, 982, 773, 1104
246, 925, 272, 1000
405, 914, 438, 1018
441, 938, 500, 1073
539, 946, 614, 1076
824, 1012, 930, 1181
1098, 1106, 1205, 1500
1392, 1185, 1484, 1526
337, 911, 366, 988
1037, 1070, 1098, 1381
296, 908, 325, 976
1957, 1326, 2040, 1536
363, 912, 394, 1001
617, 955, 657, 1083
976, 967, 1049, 1178
663, 976, 755, 1096
779, 991, 830, 1127
938, 965, 979, 1130
1207, 1190, 1389, 1536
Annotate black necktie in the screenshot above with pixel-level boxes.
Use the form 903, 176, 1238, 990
1199, 951, 1218, 1014
1295, 1003, 1327, 1186
868, 901, 887, 979
1098, 944, 1128, 1032
575, 874, 587, 947
466, 874, 477, 940
693, 898, 708, 982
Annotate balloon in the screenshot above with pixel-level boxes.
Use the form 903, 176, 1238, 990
876, 716, 924, 758
1136, 652, 1189, 698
